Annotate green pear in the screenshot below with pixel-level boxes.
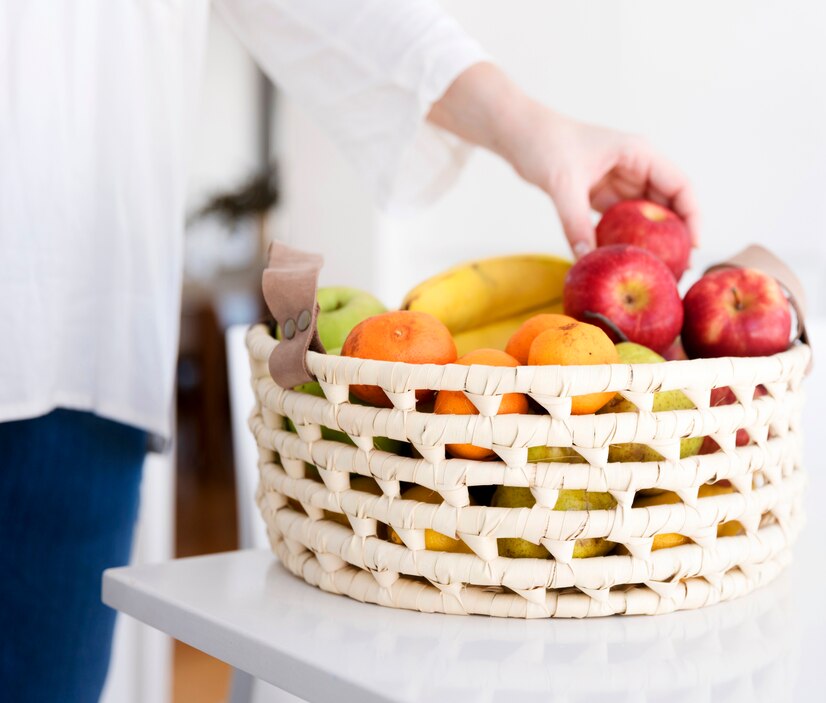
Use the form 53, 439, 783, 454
316, 287, 386, 350
600, 342, 702, 462
526, 445, 584, 463
491, 487, 616, 558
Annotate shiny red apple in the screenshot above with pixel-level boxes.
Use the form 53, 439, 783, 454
563, 244, 683, 354
682, 268, 791, 359
596, 199, 691, 280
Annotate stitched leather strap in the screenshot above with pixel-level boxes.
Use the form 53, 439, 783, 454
706, 244, 809, 350
262, 242, 326, 388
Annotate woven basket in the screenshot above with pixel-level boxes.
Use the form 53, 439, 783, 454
248, 243, 811, 618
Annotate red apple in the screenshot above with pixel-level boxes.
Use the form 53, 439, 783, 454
682, 268, 791, 359
663, 337, 688, 361
699, 385, 768, 453
563, 244, 683, 354
596, 200, 691, 280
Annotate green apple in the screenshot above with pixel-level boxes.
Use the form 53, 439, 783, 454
491, 487, 616, 558
316, 287, 386, 350
600, 342, 702, 462
287, 350, 408, 455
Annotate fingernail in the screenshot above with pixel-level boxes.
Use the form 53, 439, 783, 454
573, 241, 593, 259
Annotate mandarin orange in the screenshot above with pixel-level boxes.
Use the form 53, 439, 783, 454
527, 320, 619, 414
434, 348, 527, 460
342, 310, 457, 407
505, 313, 578, 365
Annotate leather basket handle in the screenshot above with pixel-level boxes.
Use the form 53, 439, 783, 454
262, 241, 326, 388
706, 244, 811, 363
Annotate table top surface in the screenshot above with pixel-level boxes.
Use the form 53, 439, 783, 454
104, 546, 825, 703
105, 322, 826, 703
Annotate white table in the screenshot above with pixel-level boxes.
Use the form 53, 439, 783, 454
105, 321, 826, 702
104, 544, 824, 703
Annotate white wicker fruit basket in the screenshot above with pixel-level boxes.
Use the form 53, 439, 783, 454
247, 243, 811, 618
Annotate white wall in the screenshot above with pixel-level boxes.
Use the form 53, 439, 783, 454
275, 0, 826, 313
271, 99, 379, 293
187, 11, 264, 212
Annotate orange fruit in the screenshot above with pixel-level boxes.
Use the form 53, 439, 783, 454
342, 310, 457, 407
527, 320, 619, 414
434, 349, 528, 460
505, 313, 579, 365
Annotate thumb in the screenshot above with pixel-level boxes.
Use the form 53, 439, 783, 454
552, 183, 595, 259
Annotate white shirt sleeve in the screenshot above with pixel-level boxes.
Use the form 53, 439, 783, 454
212, 0, 488, 214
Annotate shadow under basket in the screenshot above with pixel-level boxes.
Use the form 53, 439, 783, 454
246, 321, 810, 619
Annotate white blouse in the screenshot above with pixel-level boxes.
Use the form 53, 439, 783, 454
0, 0, 486, 440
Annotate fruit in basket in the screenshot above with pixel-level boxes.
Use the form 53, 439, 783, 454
388, 485, 474, 553
324, 476, 384, 527
528, 320, 619, 414
563, 245, 683, 354
526, 445, 584, 463
402, 254, 571, 355
316, 287, 387, 350
596, 200, 691, 281
505, 313, 578, 365
450, 306, 565, 357
699, 385, 768, 453
435, 349, 528, 460
492, 487, 616, 558
633, 482, 742, 550
292, 346, 341, 396
341, 310, 457, 407
598, 342, 702, 462
663, 336, 688, 361
289, 356, 408, 454
681, 267, 792, 359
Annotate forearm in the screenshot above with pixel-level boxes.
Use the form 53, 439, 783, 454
429, 62, 698, 254
427, 63, 537, 166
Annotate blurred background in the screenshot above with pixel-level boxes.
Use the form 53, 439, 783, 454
104, 2, 826, 702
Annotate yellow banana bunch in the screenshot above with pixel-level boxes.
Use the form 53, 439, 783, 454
402, 254, 572, 355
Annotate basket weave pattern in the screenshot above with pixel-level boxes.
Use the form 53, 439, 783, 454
247, 324, 809, 618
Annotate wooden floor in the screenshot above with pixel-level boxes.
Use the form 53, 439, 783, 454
173, 642, 233, 703
173, 464, 237, 703
173, 304, 240, 703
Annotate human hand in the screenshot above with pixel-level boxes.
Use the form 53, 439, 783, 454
429, 63, 699, 257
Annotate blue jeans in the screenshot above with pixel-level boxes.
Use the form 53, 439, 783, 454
0, 409, 146, 703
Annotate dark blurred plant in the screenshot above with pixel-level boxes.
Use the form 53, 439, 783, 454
189, 163, 279, 228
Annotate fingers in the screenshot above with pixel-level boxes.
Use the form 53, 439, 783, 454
645, 156, 701, 245
610, 140, 701, 245
670, 186, 701, 245
552, 179, 595, 258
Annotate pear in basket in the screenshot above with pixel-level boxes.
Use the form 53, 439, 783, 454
387, 486, 475, 553
324, 476, 384, 530
526, 445, 584, 463
633, 482, 743, 550
598, 342, 702, 462
492, 487, 616, 558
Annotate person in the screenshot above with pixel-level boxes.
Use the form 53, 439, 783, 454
0, 1, 698, 701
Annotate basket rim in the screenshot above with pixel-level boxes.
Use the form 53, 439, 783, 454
247, 324, 811, 398
249, 323, 809, 373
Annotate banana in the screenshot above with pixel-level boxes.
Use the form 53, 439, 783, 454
452, 303, 564, 356
402, 254, 572, 336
